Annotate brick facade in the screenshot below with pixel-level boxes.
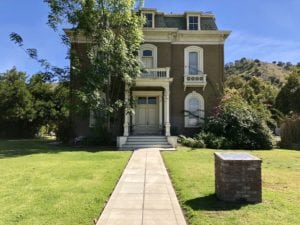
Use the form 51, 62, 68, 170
214, 152, 262, 203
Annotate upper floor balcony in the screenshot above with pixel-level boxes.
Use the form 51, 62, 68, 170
184, 73, 207, 91
139, 67, 170, 79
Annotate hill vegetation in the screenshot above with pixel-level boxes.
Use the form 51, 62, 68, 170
225, 58, 300, 85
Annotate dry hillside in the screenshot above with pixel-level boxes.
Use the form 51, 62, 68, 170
225, 58, 299, 85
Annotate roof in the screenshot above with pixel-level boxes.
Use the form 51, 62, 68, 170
142, 9, 218, 31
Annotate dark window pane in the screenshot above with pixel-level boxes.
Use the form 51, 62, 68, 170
189, 16, 197, 23
189, 16, 198, 30
148, 97, 157, 104
189, 52, 199, 75
138, 97, 147, 104
143, 50, 153, 57
189, 24, 198, 30
144, 13, 153, 27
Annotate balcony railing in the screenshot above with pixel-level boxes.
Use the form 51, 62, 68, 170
184, 74, 207, 90
140, 67, 170, 79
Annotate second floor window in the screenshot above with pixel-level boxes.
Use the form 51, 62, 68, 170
189, 16, 199, 30
142, 50, 154, 68
189, 52, 199, 75
184, 46, 204, 75
144, 13, 153, 28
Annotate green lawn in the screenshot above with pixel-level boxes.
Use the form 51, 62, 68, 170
162, 147, 300, 225
0, 139, 131, 225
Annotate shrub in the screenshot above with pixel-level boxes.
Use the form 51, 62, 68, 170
195, 132, 226, 149
86, 119, 114, 146
55, 120, 75, 144
206, 94, 273, 149
178, 135, 205, 148
280, 116, 300, 149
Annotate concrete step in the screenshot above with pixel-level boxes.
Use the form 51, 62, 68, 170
127, 136, 166, 140
126, 140, 168, 144
122, 145, 173, 149
122, 136, 173, 149
124, 144, 172, 147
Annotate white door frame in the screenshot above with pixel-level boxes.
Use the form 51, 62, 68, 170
132, 91, 163, 133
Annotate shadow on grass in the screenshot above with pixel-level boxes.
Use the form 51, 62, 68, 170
0, 139, 120, 158
184, 194, 253, 211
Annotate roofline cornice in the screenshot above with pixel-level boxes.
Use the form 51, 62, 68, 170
64, 28, 231, 44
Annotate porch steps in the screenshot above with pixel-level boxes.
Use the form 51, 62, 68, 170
122, 136, 173, 149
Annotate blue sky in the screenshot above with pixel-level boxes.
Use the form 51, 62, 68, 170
0, 0, 299, 75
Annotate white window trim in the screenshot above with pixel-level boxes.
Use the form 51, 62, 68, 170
142, 12, 155, 28
139, 44, 158, 68
184, 91, 204, 128
186, 14, 201, 31
184, 46, 204, 75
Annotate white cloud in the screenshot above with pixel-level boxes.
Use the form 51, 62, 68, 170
225, 31, 300, 64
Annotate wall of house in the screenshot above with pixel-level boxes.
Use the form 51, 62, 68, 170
145, 42, 225, 136
70, 41, 225, 138
70, 42, 124, 140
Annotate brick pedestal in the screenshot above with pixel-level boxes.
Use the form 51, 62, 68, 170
214, 152, 262, 203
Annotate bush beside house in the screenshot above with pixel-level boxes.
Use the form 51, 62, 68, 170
179, 93, 273, 149
280, 116, 300, 149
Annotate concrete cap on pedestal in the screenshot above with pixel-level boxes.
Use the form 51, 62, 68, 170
214, 152, 261, 161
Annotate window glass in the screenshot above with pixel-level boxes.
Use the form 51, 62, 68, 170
188, 97, 200, 125
144, 13, 153, 28
189, 52, 199, 75
189, 16, 198, 30
148, 97, 157, 104
138, 97, 147, 104
143, 50, 153, 57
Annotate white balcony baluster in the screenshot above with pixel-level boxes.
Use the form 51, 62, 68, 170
140, 67, 170, 79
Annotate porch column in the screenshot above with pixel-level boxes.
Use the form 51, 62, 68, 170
164, 86, 171, 136
123, 84, 130, 136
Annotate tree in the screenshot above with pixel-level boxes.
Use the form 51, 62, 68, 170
44, 0, 143, 139
0, 68, 34, 138
276, 70, 300, 114
0, 68, 70, 139
28, 74, 69, 135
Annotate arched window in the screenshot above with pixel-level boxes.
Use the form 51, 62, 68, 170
139, 44, 157, 68
184, 91, 204, 127
184, 46, 204, 75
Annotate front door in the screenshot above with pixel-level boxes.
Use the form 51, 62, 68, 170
134, 96, 159, 135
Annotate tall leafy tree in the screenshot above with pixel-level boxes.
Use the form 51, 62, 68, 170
276, 70, 300, 114
0, 68, 34, 137
45, 0, 143, 133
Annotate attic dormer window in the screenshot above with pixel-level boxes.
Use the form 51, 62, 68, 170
144, 13, 154, 28
188, 16, 199, 30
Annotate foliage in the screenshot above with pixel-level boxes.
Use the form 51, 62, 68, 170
206, 94, 273, 149
178, 135, 206, 148
0, 68, 35, 137
195, 132, 227, 149
45, 0, 143, 129
280, 115, 300, 149
86, 119, 114, 146
9, 33, 69, 82
276, 70, 300, 114
225, 75, 279, 129
225, 58, 298, 85
0, 68, 69, 139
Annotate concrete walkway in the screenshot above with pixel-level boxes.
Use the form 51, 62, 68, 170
96, 148, 187, 225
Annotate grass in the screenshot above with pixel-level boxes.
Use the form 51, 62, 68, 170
0, 139, 131, 225
162, 147, 300, 225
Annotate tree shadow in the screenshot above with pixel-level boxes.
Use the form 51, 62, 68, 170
0, 139, 120, 158
184, 194, 254, 211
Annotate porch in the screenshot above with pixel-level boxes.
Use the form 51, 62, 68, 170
118, 67, 177, 148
